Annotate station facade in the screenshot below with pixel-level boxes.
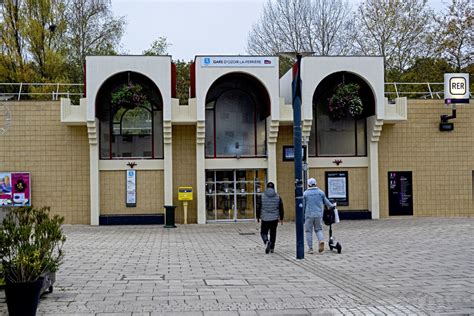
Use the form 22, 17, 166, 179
0, 55, 472, 224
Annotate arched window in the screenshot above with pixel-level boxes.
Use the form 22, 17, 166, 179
96, 72, 163, 159
205, 73, 270, 158
308, 72, 375, 157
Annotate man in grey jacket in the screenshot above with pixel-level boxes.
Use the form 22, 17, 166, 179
303, 178, 335, 254
256, 182, 284, 254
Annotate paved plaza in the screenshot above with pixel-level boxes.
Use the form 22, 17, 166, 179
0, 217, 473, 315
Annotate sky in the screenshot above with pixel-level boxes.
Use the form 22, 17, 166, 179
112, 0, 449, 62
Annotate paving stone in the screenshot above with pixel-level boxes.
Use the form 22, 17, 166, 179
0, 218, 472, 314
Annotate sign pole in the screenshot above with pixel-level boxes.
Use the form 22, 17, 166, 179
292, 54, 304, 259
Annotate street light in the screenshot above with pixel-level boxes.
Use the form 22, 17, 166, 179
280, 52, 313, 260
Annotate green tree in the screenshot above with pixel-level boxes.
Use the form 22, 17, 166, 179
385, 57, 455, 98
143, 37, 171, 56
1, 0, 30, 81
174, 59, 190, 105
22, 0, 69, 81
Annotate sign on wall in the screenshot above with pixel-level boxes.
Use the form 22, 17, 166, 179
0, 172, 31, 206
283, 145, 307, 161
325, 171, 348, 206
201, 56, 275, 68
126, 169, 136, 207
444, 73, 470, 104
388, 171, 413, 216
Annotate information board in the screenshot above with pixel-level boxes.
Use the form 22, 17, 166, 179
325, 171, 348, 206
388, 171, 413, 216
126, 169, 136, 207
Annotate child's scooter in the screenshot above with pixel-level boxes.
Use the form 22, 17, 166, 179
323, 204, 342, 254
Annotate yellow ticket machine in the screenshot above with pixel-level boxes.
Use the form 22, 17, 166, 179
178, 187, 193, 224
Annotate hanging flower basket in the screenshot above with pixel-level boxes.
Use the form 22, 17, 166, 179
110, 83, 151, 110
328, 83, 363, 121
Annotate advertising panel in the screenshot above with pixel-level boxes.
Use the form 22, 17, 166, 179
1, 172, 31, 206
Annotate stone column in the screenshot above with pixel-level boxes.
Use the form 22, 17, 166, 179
267, 119, 279, 186
196, 120, 206, 224
163, 120, 173, 205
367, 116, 383, 219
87, 119, 99, 225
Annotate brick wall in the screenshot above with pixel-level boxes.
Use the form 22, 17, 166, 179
0, 101, 90, 224
379, 99, 474, 217
276, 126, 296, 220
172, 125, 197, 223
99, 170, 164, 215
277, 126, 369, 220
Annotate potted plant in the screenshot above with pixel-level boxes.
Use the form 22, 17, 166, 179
110, 83, 151, 109
328, 83, 363, 121
0, 206, 66, 316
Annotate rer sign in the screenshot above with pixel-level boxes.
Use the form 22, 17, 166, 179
444, 73, 470, 104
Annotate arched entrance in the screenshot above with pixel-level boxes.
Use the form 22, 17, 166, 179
309, 71, 375, 157
204, 73, 270, 222
96, 71, 164, 160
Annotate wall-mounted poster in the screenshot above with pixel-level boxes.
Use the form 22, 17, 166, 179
325, 171, 348, 206
0, 172, 31, 206
126, 169, 136, 207
283, 145, 307, 161
388, 171, 413, 216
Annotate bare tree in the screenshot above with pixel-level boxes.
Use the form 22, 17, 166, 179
433, 0, 473, 71
352, 0, 433, 72
65, 0, 126, 82
247, 0, 354, 56
310, 0, 354, 55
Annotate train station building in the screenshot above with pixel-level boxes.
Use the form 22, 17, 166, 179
0, 55, 472, 224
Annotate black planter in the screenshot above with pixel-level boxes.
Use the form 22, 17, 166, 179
5, 277, 44, 316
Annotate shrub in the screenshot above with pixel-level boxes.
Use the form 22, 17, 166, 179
0, 206, 66, 283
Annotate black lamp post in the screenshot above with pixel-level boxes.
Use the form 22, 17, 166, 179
292, 53, 304, 259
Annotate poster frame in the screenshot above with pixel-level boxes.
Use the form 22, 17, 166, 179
325, 171, 349, 206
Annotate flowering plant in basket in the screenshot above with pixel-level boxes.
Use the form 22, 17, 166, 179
328, 83, 363, 121
110, 83, 151, 109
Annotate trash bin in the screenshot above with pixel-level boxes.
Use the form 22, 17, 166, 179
164, 205, 177, 228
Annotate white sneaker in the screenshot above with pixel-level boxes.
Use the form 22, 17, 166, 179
307, 248, 314, 254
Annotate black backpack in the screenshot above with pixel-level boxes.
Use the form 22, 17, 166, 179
323, 205, 336, 226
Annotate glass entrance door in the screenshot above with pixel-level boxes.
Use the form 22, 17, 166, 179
205, 169, 266, 222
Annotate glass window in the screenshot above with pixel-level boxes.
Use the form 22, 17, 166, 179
311, 110, 367, 157
206, 88, 267, 158
308, 72, 372, 157
97, 74, 163, 160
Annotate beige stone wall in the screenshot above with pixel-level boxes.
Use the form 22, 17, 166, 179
307, 168, 368, 211
172, 125, 197, 224
276, 126, 296, 220
277, 126, 369, 220
100, 170, 164, 215
0, 101, 90, 224
379, 99, 474, 217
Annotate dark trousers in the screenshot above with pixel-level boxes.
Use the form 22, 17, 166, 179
260, 220, 279, 249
